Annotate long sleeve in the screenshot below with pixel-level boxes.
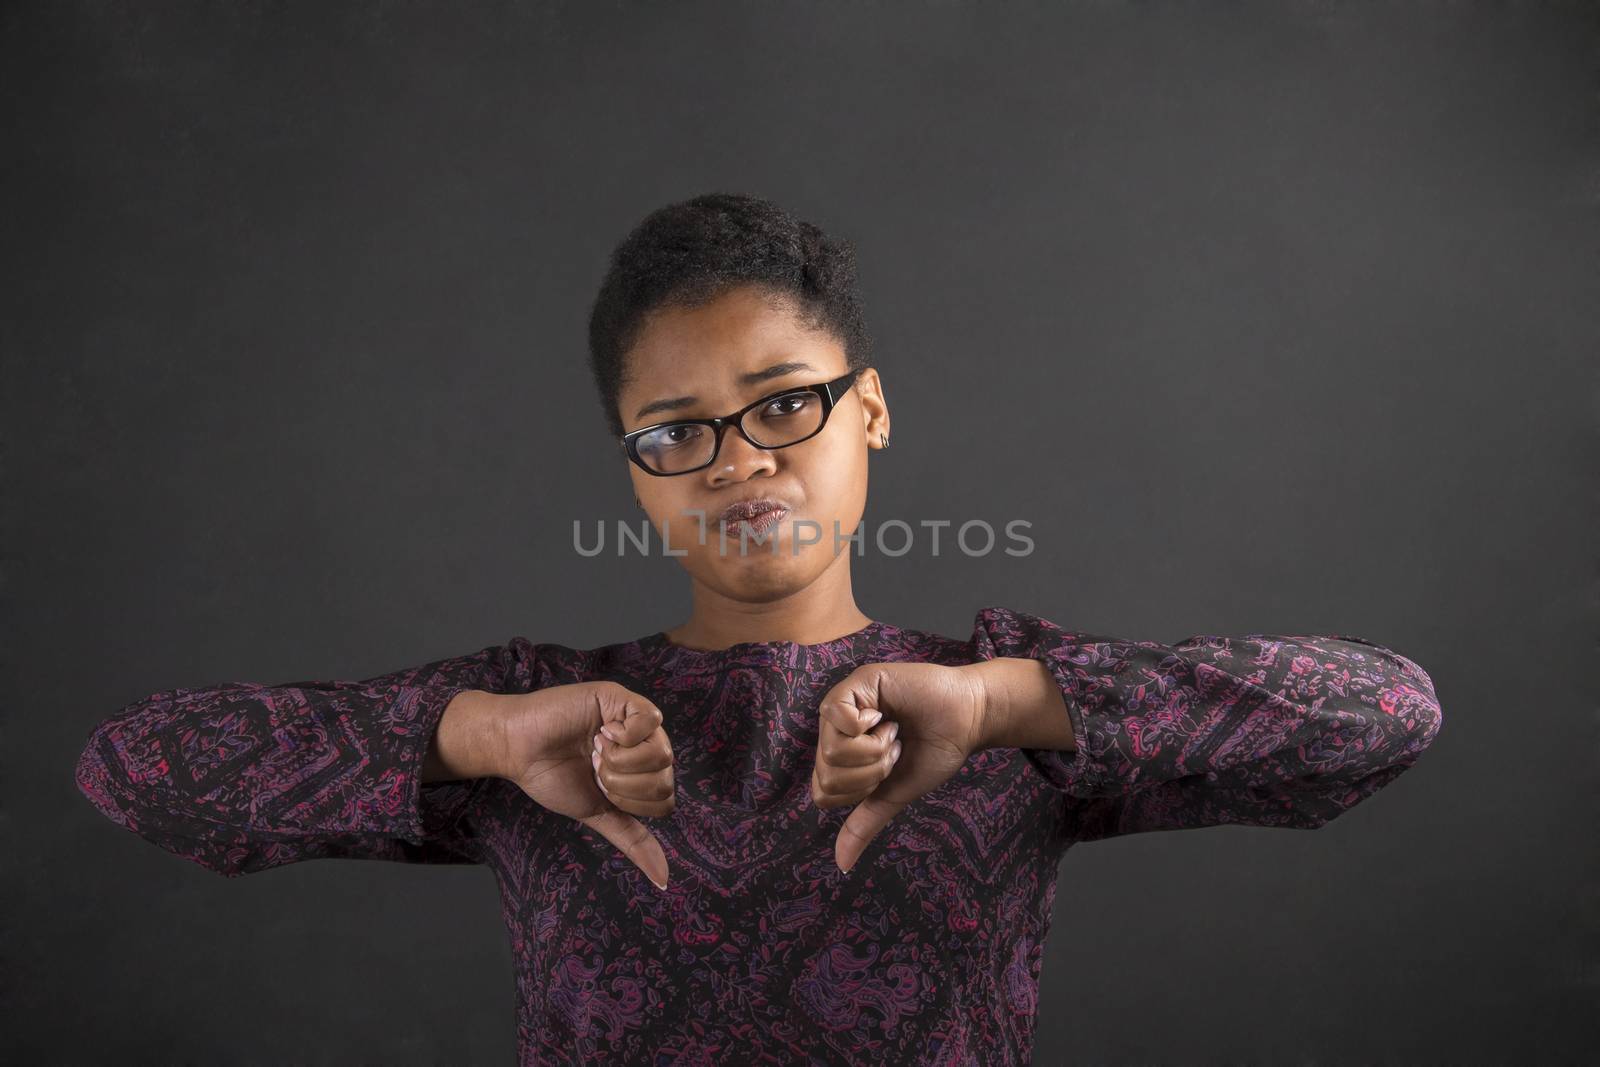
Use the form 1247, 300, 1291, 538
73, 640, 523, 877
970, 606, 1444, 842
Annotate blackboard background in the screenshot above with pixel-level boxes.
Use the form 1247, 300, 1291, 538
5, 2, 1595, 1063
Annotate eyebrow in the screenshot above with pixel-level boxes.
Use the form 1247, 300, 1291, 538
632, 360, 819, 421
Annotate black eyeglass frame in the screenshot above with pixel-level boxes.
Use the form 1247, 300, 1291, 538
619, 368, 864, 477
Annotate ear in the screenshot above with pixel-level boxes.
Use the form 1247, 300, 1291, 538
854, 367, 891, 449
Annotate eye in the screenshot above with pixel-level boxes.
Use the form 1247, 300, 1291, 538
642, 423, 706, 451
762, 392, 814, 418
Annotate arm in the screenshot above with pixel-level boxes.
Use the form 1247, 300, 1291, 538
73, 640, 523, 877
422, 689, 511, 783
963, 656, 1076, 753
966, 606, 1444, 841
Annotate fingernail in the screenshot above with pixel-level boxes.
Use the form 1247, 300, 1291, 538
863, 711, 882, 729
840, 862, 854, 875
886, 722, 899, 743
652, 878, 669, 891
891, 741, 902, 762
591, 750, 601, 768
600, 724, 620, 742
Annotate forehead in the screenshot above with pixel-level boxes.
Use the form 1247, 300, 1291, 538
619, 286, 847, 411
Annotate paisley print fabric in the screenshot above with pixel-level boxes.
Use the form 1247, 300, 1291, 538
74, 606, 1443, 1065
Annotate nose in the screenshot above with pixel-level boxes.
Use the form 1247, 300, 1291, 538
704, 424, 777, 486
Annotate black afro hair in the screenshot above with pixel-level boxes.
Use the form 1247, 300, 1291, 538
587, 192, 875, 439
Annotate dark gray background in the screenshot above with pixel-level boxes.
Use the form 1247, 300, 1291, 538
5, 2, 1595, 1063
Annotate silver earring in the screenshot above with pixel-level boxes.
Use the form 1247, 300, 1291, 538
634, 496, 643, 508
879, 433, 889, 450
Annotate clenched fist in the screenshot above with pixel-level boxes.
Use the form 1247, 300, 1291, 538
498, 681, 676, 890
812, 661, 991, 874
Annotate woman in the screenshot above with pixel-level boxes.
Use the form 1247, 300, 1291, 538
74, 193, 1444, 1066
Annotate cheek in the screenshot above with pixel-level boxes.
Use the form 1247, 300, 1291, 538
797, 450, 868, 532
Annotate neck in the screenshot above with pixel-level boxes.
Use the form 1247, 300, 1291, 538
665, 550, 871, 651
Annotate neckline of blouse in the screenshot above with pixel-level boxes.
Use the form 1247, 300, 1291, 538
639, 618, 894, 670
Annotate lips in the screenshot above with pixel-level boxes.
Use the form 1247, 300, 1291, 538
717, 497, 790, 530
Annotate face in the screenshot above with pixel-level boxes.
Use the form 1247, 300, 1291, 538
616, 285, 890, 604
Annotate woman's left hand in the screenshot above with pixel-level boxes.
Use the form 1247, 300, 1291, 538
811, 661, 989, 874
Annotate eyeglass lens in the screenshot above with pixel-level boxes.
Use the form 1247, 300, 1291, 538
633, 389, 828, 474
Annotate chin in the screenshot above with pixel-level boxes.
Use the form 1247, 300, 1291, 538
697, 547, 819, 599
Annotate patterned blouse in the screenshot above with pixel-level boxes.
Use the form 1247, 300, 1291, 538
74, 606, 1443, 1065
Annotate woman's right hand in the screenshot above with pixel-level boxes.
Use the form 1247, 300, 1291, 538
497, 682, 675, 890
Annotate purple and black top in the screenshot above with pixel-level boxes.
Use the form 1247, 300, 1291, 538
74, 606, 1443, 1065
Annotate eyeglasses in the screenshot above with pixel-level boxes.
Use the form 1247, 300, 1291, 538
620, 368, 863, 476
